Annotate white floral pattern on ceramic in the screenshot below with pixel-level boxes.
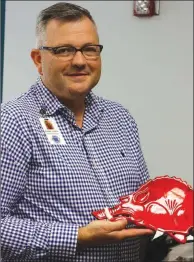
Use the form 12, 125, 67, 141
92, 175, 193, 244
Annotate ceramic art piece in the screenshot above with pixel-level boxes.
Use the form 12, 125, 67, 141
92, 175, 194, 244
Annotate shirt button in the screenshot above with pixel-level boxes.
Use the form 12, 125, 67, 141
92, 160, 96, 167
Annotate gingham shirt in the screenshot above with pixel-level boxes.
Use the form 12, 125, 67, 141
1, 78, 149, 262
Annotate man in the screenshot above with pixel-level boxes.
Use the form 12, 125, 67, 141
1, 2, 153, 261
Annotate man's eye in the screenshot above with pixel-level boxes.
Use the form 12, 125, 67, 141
84, 47, 97, 52
55, 47, 74, 55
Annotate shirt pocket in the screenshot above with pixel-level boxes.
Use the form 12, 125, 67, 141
102, 145, 141, 196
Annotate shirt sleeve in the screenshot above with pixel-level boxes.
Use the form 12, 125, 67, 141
126, 111, 150, 185
1, 111, 79, 261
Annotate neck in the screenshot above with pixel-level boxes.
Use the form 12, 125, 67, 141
62, 97, 85, 116
60, 96, 85, 128
40, 78, 86, 127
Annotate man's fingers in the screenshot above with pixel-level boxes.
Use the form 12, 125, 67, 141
104, 218, 128, 232
110, 228, 154, 241
125, 228, 154, 237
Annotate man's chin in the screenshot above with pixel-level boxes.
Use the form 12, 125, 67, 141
68, 84, 92, 97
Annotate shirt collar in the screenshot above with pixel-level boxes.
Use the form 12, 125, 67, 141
32, 77, 104, 121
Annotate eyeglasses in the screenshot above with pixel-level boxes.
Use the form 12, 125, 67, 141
39, 44, 103, 61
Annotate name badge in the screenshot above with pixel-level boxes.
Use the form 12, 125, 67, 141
39, 118, 66, 145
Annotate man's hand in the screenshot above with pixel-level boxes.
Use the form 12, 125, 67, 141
77, 218, 154, 247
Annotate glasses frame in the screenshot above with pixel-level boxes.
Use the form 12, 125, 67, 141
39, 44, 103, 60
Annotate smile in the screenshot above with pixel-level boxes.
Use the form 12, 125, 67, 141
66, 74, 88, 80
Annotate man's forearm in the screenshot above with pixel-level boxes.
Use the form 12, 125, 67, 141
1, 215, 78, 261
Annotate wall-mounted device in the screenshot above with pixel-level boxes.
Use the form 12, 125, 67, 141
133, 0, 160, 17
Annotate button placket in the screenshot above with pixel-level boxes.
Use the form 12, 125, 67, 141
83, 134, 118, 207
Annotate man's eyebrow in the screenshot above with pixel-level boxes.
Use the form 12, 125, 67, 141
54, 42, 98, 48
82, 42, 98, 46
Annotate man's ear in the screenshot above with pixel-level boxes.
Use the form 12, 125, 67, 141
30, 49, 43, 75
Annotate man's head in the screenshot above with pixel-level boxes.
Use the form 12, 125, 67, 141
31, 2, 102, 102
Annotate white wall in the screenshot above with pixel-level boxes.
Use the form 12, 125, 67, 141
3, 1, 193, 184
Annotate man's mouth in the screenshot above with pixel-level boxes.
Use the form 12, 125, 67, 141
66, 73, 89, 76
65, 73, 89, 81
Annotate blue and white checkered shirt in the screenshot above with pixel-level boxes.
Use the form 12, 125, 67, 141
1, 78, 149, 262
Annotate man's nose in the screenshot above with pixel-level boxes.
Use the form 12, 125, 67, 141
71, 50, 87, 66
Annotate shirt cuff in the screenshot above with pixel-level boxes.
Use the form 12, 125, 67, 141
48, 222, 79, 259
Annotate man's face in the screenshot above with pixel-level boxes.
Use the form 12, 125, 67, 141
32, 17, 102, 100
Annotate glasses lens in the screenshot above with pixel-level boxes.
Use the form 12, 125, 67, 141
83, 45, 101, 58
54, 46, 75, 58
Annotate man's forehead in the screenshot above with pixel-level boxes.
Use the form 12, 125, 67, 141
45, 17, 99, 46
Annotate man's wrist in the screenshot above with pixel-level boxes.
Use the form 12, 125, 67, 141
77, 226, 89, 246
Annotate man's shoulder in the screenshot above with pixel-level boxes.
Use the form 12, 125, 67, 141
98, 95, 134, 120
103, 98, 127, 111
95, 95, 138, 132
1, 86, 36, 118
